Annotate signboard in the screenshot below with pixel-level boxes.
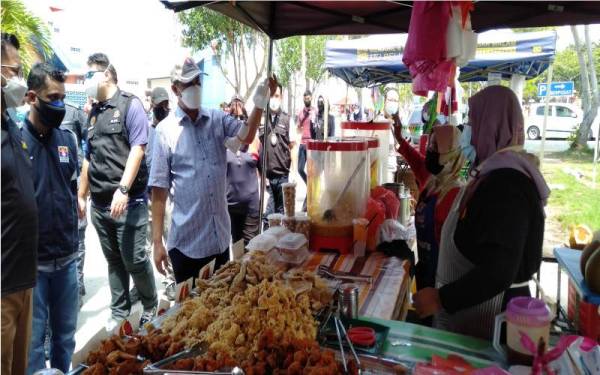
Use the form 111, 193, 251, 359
538, 81, 574, 97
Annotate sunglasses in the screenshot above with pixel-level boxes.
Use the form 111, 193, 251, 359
84, 70, 104, 80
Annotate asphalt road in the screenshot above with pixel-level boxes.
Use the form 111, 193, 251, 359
524, 139, 597, 154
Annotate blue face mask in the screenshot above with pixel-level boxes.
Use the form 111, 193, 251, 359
459, 125, 476, 165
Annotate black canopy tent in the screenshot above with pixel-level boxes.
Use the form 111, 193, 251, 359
160, 0, 600, 226
161, 1, 600, 39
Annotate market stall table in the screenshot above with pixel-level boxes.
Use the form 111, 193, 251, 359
301, 252, 411, 321
361, 317, 504, 369
552, 247, 600, 333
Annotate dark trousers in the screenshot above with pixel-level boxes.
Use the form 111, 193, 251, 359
228, 204, 260, 246
269, 175, 288, 215
169, 248, 230, 284
77, 217, 87, 297
298, 144, 307, 184
91, 202, 157, 319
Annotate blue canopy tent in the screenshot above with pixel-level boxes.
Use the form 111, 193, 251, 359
325, 30, 557, 87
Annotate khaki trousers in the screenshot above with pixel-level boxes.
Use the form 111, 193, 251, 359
1, 288, 33, 375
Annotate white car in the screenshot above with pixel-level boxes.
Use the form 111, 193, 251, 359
526, 103, 598, 140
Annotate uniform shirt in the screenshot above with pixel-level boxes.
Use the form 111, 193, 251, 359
226, 147, 259, 216
60, 103, 87, 167
149, 106, 242, 259
258, 111, 291, 179
1, 114, 38, 296
22, 119, 79, 265
85, 91, 148, 207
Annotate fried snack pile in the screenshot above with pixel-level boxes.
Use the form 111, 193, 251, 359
82, 329, 184, 375
164, 330, 358, 375
161, 253, 332, 360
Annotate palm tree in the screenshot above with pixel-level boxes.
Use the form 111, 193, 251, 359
1, 0, 52, 74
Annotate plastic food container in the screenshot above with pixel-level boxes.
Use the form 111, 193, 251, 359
295, 215, 311, 239
263, 226, 290, 241
282, 216, 297, 232
307, 138, 369, 237
276, 233, 309, 265
282, 182, 296, 217
246, 233, 278, 252
341, 122, 390, 185
267, 213, 284, 227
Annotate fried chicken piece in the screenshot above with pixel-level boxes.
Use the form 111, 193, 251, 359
82, 363, 106, 375
167, 358, 195, 370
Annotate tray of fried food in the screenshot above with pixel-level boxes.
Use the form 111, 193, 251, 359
275, 268, 336, 313
194, 253, 278, 295
73, 328, 186, 375
145, 329, 358, 375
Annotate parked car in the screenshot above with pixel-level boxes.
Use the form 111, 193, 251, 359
526, 103, 598, 140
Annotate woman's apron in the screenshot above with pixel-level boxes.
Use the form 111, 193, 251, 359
433, 186, 504, 340
414, 191, 439, 291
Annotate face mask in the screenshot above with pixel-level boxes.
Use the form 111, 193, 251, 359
318, 101, 324, 113
181, 85, 201, 109
269, 97, 281, 112
2, 75, 27, 109
304, 100, 311, 108
425, 150, 444, 175
83, 71, 104, 100
153, 106, 169, 123
459, 125, 476, 165
36, 97, 66, 128
422, 110, 430, 124
385, 102, 398, 116
353, 108, 359, 114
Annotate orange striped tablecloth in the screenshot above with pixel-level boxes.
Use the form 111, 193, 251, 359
301, 252, 410, 321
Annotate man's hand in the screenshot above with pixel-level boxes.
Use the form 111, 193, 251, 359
412, 287, 443, 318
110, 189, 129, 219
77, 195, 87, 219
153, 241, 170, 276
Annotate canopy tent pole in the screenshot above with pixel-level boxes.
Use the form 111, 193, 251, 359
594, 119, 599, 187
539, 63, 553, 168
258, 38, 274, 232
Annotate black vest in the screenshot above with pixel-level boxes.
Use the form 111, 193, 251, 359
87, 90, 148, 205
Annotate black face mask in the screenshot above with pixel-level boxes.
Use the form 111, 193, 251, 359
36, 97, 66, 129
304, 100, 311, 108
318, 101, 324, 113
153, 106, 169, 123
425, 150, 444, 175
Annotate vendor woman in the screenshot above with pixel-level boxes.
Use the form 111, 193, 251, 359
388, 95, 465, 295
412, 86, 549, 340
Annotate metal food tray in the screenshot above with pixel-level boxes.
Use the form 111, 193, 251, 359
143, 344, 246, 375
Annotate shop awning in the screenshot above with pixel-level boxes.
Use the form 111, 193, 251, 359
325, 30, 557, 87
160, 1, 600, 40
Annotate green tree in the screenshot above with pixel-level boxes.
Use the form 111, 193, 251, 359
1, 0, 52, 74
178, 7, 267, 101
275, 35, 331, 91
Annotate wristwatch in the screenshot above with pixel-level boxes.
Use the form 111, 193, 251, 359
118, 184, 129, 195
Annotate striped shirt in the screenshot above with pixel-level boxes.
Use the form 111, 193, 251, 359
148, 106, 242, 258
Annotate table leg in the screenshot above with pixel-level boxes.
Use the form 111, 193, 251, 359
556, 263, 561, 318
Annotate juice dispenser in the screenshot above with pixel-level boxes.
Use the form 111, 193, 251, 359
341, 121, 391, 185
307, 138, 369, 254
341, 136, 380, 189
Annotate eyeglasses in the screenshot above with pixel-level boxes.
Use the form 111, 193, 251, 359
1, 64, 24, 79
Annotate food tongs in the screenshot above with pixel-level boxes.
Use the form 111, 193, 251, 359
334, 316, 362, 375
317, 265, 372, 284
